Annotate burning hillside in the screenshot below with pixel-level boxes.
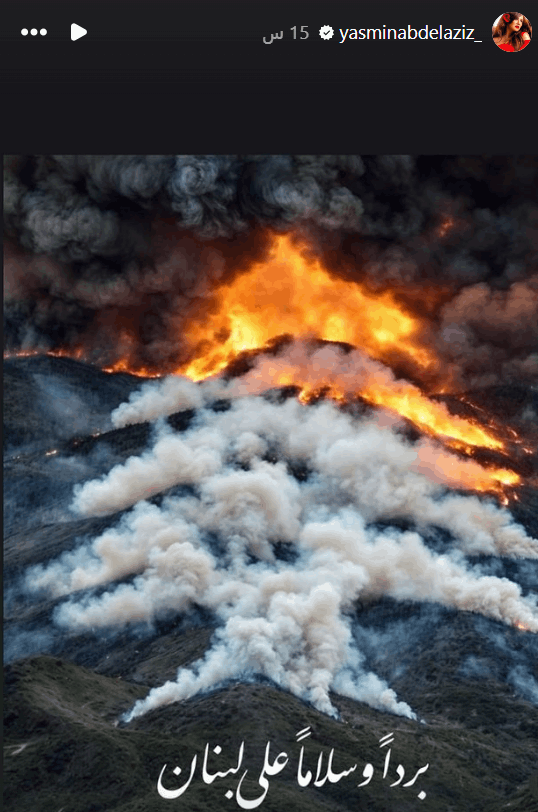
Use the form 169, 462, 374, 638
5, 226, 534, 500
8, 356, 538, 721
4, 155, 538, 809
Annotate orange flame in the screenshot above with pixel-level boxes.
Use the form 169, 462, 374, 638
175, 235, 507, 451
359, 381, 504, 452
5, 346, 86, 362
5, 348, 158, 378
178, 234, 437, 381
438, 216, 455, 238
103, 359, 162, 378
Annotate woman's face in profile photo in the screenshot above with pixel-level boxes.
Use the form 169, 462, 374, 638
493, 11, 532, 50
509, 14, 524, 32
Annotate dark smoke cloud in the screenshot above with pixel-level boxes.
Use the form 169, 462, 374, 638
4, 155, 538, 387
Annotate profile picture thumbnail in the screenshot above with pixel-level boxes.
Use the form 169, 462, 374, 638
492, 11, 532, 50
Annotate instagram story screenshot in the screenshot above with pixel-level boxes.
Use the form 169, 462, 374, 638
2, 2, 538, 811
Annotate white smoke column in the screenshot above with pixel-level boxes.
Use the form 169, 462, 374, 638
122, 510, 537, 722
299, 516, 538, 630
108, 343, 428, 426
71, 421, 224, 516
111, 376, 204, 427
28, 500, 207, 597
27, 377, 538, 722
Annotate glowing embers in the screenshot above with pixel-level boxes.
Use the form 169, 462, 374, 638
5, 346, 86, 363
515, 620, 530, 631
4, 349, 42, 359
5, 347, 159, 378
437, 215, 455, 238
178, 233, 436, 382
103, 358, 162, 378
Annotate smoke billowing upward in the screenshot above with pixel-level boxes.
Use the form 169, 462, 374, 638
4, 155, 538, 390
25, 383, 538, 721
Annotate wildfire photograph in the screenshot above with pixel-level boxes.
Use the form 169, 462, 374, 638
3, 155, 538, 812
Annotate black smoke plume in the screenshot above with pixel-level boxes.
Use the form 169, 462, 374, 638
4, 155, 538, 389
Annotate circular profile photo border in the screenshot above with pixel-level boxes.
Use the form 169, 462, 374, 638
492, 11, 532, 51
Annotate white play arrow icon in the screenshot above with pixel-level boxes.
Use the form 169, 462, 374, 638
71, 23, 87, 41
